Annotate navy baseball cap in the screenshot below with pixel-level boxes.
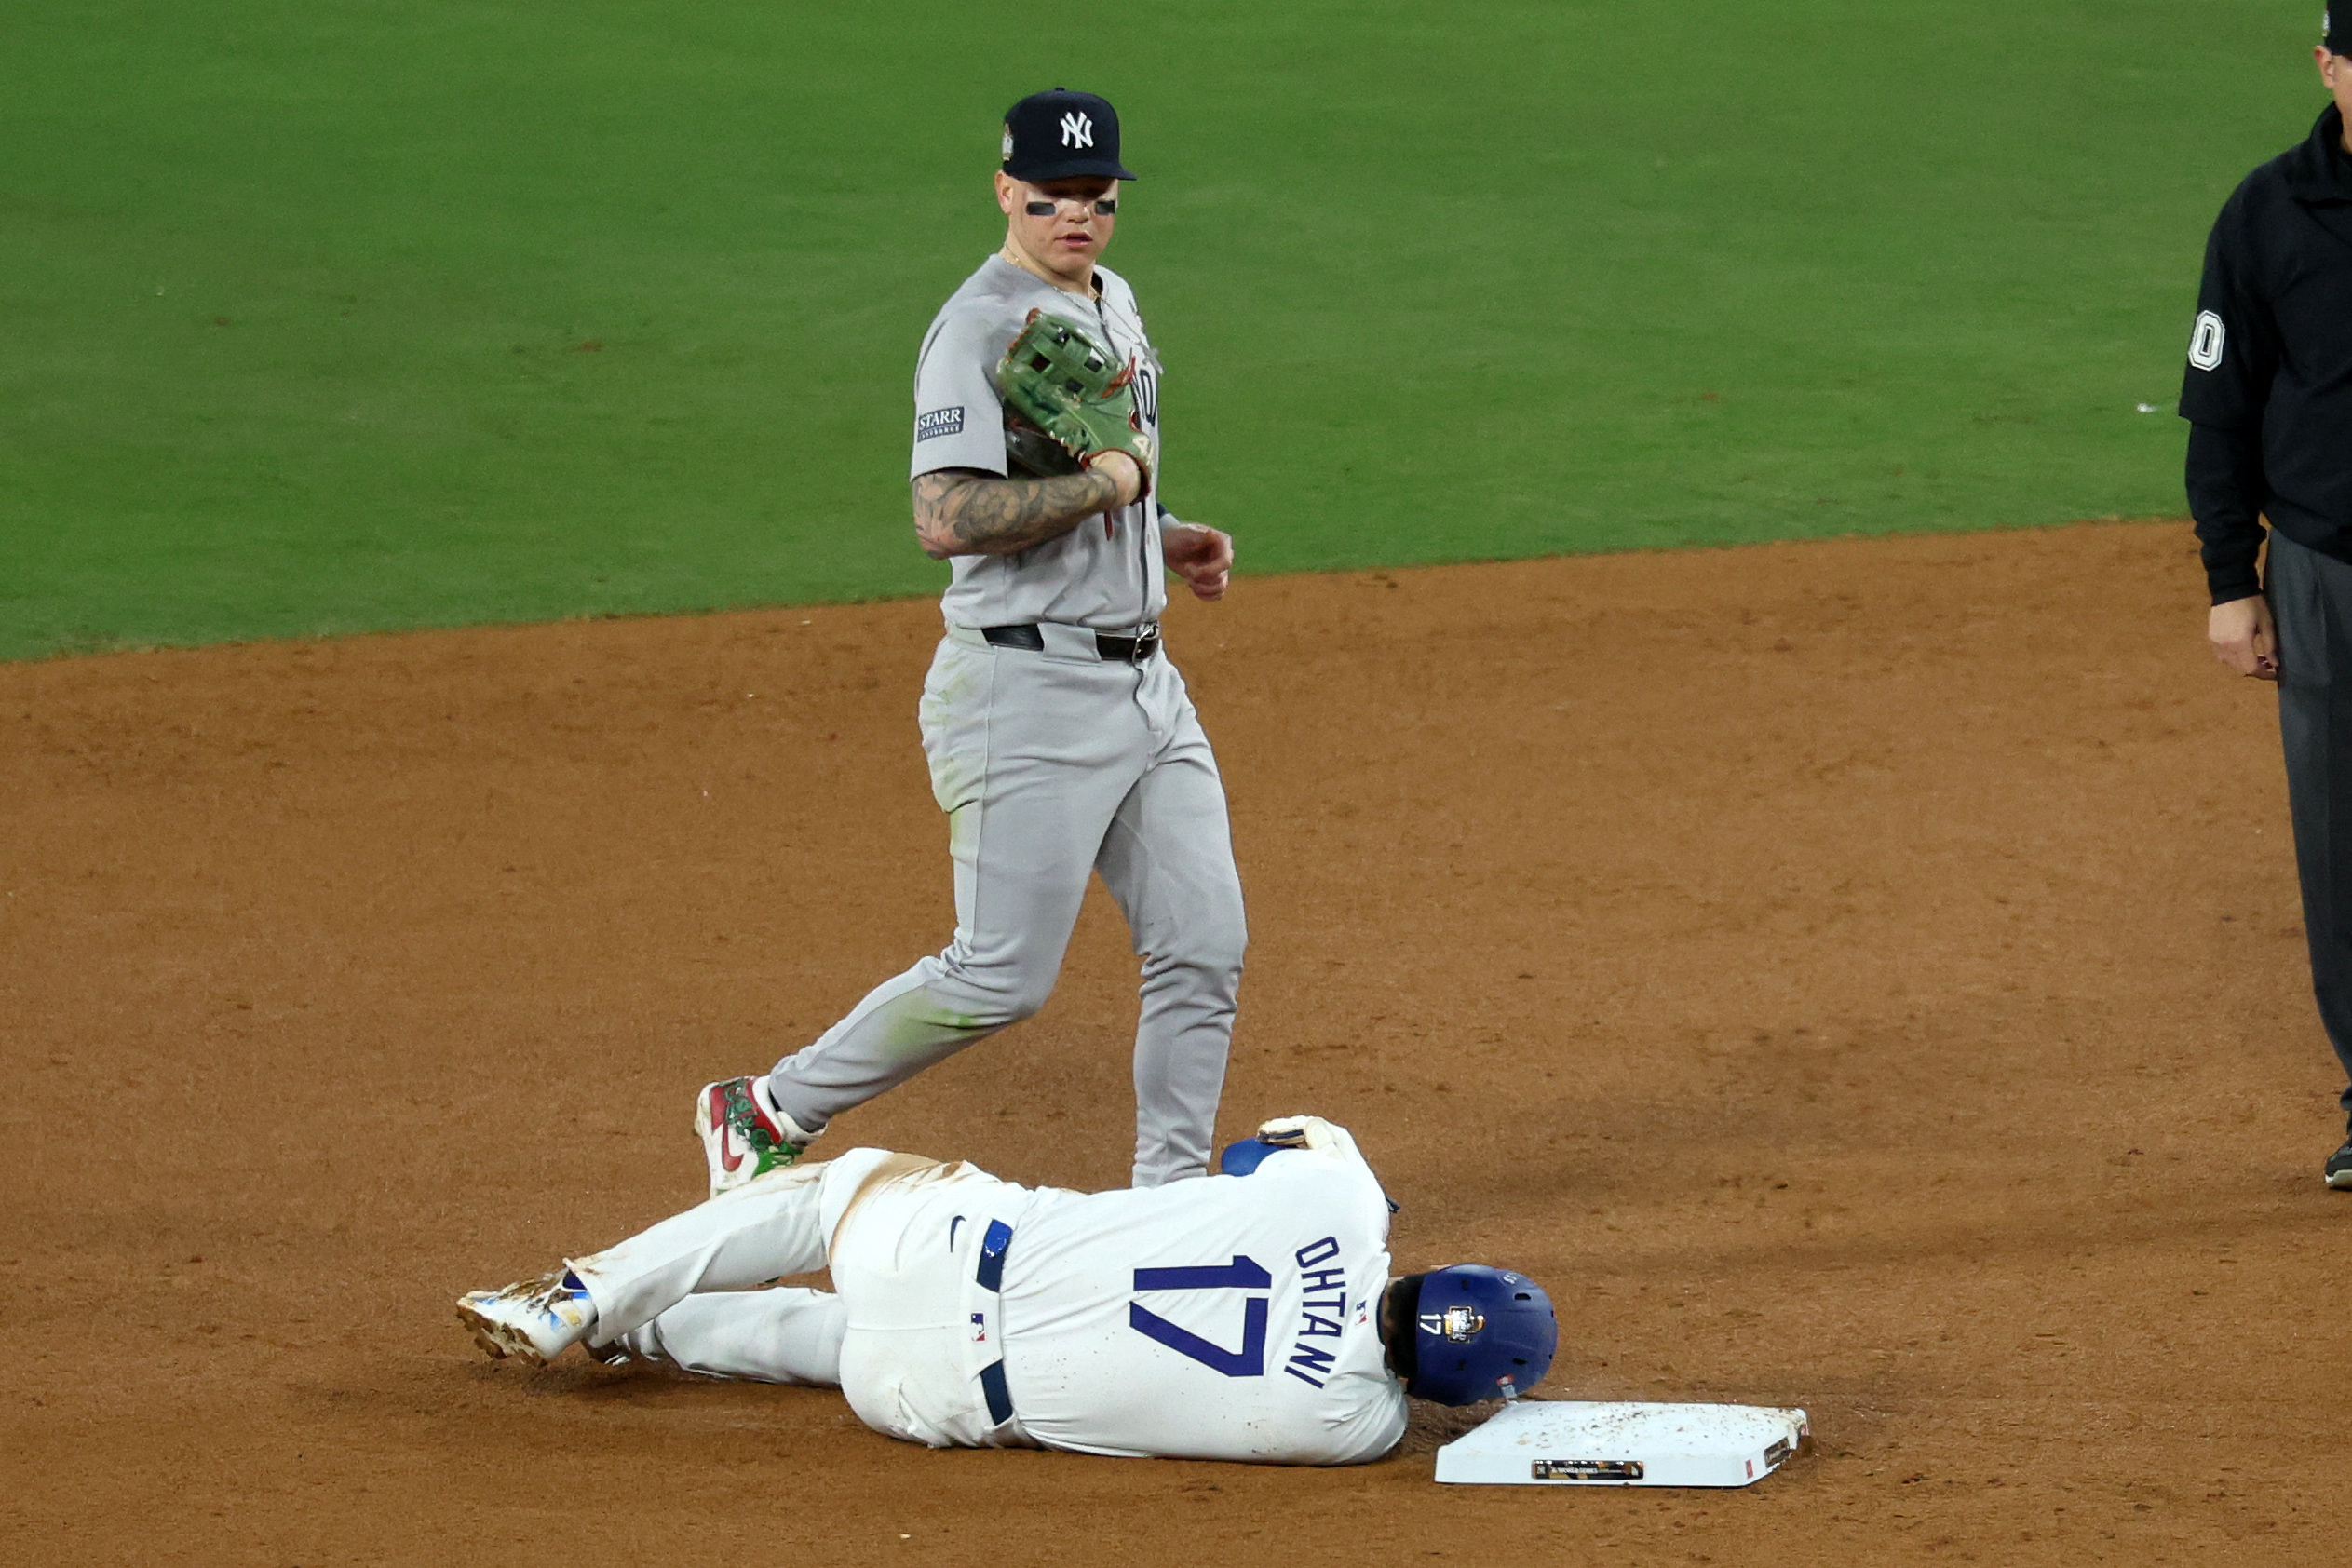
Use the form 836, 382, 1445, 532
2332, 8, 2349, 55
1001, 88, 1137, 183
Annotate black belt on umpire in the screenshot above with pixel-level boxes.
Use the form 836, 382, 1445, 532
981, 623, 1160, 664
976, 1220, 1016, 1425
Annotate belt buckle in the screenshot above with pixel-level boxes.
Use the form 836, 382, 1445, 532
976, 1219, 1012, 1291
1128, 624, 1160, 664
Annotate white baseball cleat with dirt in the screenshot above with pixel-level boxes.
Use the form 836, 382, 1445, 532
456, 1269, 597, 1366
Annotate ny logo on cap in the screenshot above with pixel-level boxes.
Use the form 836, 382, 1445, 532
1061, 112, 1094, 149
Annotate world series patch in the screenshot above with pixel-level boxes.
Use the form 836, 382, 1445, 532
916, 407, 966, 441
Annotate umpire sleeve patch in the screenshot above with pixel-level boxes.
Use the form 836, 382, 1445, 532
916, 407, 966, 441
2189, 311, 2225, 372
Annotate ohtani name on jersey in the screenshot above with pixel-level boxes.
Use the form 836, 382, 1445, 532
1282, 1236, 1350, 1388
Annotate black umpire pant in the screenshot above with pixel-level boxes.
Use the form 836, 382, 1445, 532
2268, 531, 2352, 1121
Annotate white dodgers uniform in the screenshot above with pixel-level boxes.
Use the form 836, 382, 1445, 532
569, 1118, 1408, 1465
761, 254, 1248, 1189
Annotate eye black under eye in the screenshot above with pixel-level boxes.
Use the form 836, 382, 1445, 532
1025, 200, 1055, 216
1093, 199, 1117, 215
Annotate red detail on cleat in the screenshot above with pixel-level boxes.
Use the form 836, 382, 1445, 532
709, 1083, 749, 1173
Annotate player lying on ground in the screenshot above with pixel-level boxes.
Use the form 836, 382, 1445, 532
457, 1116, 1556, 1465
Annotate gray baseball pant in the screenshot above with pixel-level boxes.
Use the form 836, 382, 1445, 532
767, 626, 1248, 1186
2269, 532, 2352, 1122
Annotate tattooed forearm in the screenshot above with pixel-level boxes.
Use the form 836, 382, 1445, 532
912, 467, 1124, 559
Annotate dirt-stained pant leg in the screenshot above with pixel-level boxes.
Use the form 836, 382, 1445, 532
827, 1163, 1040, 1449
568, 1147, 899, 1382
2268, 532, 2352, 1119
766, 632, 1246, 1183
586, 1151, 1038, 1449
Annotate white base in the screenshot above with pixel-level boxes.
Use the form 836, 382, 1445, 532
1433, 1400, 1809, 1487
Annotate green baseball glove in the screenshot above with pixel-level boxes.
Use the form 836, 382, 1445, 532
997, 308, 1154, 485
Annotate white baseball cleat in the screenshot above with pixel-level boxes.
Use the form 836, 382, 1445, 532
696, 1075, 818, 1197
457, 1269, 597, 1366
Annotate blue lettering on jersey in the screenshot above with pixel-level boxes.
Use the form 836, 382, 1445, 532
1135, 1257, 1271, 1291
1130, 1298, 1269, 1376
915, 407, 965, 441
1284, 1343, 1339, 1386
1129, 1255, 1271, 1377
1282, 1237, 1351, 1387
1129, 1239, 1368, 1389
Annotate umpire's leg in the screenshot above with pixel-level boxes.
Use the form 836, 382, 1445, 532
2266, 531, 2352, 1123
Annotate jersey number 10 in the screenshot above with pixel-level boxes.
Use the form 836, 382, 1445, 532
1129, 1256, 1269, 1377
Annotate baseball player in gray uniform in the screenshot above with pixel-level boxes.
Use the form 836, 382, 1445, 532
695, 88, 1246, 1194
458, 1116, 1559, 1465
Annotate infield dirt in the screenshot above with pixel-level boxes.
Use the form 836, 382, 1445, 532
4, 521, 2345, 1563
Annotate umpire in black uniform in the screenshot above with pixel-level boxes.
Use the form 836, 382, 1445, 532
2184, 18, 2352, 1187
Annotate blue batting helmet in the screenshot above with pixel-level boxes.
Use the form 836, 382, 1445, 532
1403, 1265, 1557, 1405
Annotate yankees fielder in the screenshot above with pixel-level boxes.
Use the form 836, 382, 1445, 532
694, 88, 1246, 1196
458, 1116, 1559, 1465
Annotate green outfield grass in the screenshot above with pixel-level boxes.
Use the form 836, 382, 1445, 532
0, 2, 2319, 658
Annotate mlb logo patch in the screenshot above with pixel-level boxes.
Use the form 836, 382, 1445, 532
916, 407, 966, 441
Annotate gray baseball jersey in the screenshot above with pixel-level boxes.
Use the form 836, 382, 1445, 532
912, 255, 1167, 632
757, 249, 1246, 1190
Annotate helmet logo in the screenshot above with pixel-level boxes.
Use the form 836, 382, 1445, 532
1421, 1304, 1486, 1343
1061, 112, 1095, 149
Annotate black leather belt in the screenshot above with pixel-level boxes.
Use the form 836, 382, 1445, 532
981, 624, 1160, 664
